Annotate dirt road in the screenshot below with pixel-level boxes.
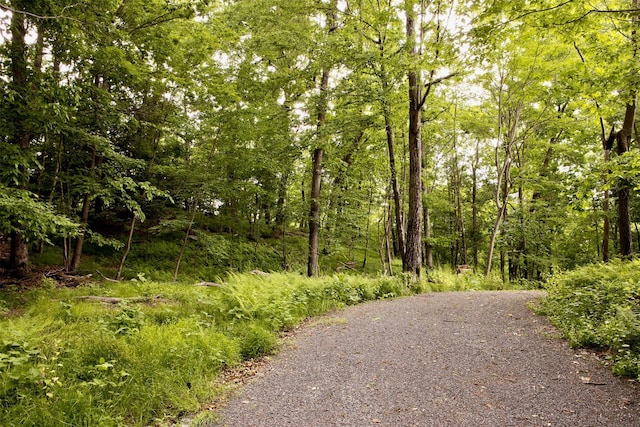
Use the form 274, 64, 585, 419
214, 291, 640, 426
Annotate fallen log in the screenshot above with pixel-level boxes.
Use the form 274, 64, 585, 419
74, 295, 166, 304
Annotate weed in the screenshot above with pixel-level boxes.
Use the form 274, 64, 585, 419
107, 304, 145, 335
40, 277, 58, 291
238, 324, 278, 359
189, 411, 218, 427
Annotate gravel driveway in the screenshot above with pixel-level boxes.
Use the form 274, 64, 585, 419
214, 291, 640, 426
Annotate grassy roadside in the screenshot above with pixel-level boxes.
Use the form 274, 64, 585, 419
539, 260, 640, 379
0, 268, 518, 427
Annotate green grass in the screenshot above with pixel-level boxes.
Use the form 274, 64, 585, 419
0, 262, 525, 426
539, 259, 640, 378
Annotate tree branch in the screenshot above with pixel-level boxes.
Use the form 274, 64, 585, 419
128, 10, 190, 34
573, 41, 607, 143
513, 0, 576, 21
0, 3, 80, 22
495, 1, 639, 29
573, 40, 586, 63
419, 72, 457, 108
560, 8, 640, 25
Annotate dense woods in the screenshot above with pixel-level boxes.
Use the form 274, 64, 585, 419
2, 0, 640, 281
5, 2, 640, 425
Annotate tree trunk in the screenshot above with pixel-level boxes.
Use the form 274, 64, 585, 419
377, 216, 387, 275
486, 202, 507, 277
9, 232, 29, 278
616, 0, 640, 258
602, 126, 614, 262
307, 146, 324, 277
471, 139, 480, 270
307, 2, 336, 277
385, 203, 394, 276
275, 177, 288, 228
362, 181, 374, 270
451, 108, 467, 265
486, 102, 520, 277
300, 179, 307, 229
602, 177, 611, 262
382, 99, 406, 263
70, 148, 98, 272
116, 216, 136, 280
423, 200, 433, 270
617, 182, 633, 257
403, 4, 423, 279
7, 6, 30, 278
616, 97, 636, 258
174, 199, 198, 282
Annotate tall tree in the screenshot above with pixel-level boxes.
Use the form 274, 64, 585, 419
308, 0, 338, 277
6, 2, 30, 277
613, 0, 640, 258
403, 0, 423, 278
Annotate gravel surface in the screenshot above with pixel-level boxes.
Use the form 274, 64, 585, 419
214, 291, 640, 426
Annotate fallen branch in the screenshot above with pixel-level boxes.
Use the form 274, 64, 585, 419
336, 261, 357, 272
96, 270, 119, 282
42, 270, 94, 287
74, 296, 128, 304
196, 281, 223, 287
74, 295, 167, 305
250, 270, 270, 276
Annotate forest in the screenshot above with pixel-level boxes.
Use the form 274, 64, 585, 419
2, 0, 640, 426
2, 0, 640, 281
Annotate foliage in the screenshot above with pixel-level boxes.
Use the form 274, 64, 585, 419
0, 185, 78, 243
4, 0, 640, 421
540, 260, 640, 378
0, 0, 638, 282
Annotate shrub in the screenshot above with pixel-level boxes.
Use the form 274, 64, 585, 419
540, 260, 640, 378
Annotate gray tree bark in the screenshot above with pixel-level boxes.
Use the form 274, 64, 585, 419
403, 4, 423, 279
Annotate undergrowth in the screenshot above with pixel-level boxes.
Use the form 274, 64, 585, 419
540, 260, 640, 378
0, 272, 426, 426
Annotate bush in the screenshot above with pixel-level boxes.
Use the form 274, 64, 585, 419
540, 260, 640, 378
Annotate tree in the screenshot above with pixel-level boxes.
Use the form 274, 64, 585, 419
307, 0, 338, 277
403, 0, 423, 278
1, 1, 80, 277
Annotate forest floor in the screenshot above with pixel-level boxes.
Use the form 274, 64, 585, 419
212, 291, 640, 427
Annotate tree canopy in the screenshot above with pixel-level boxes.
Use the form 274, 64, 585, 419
1, 0, 640, 281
